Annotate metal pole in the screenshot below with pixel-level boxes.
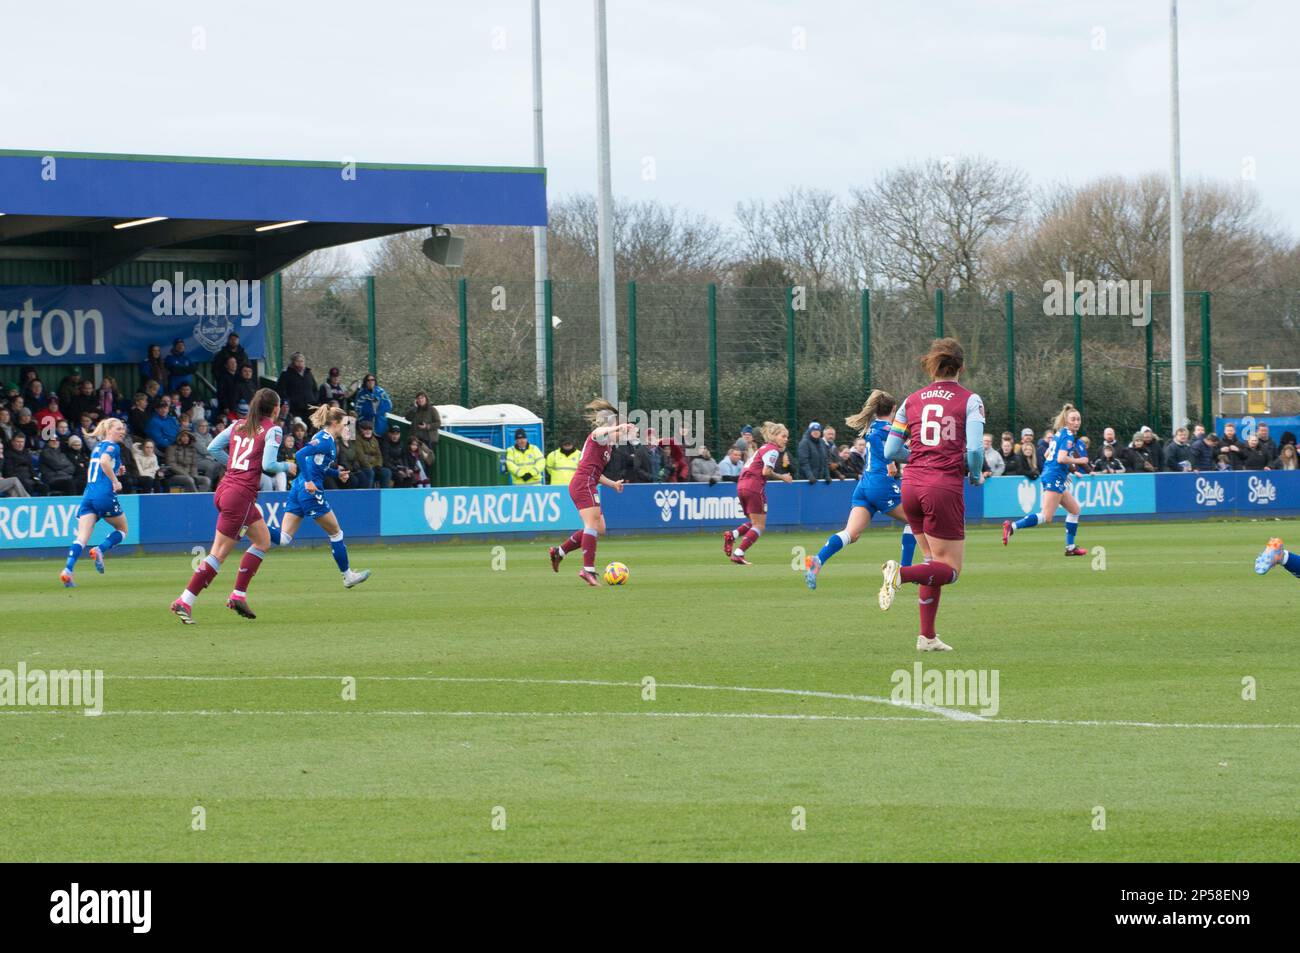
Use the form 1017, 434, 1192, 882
1200, 291, 1212, 425
365, 275, 377, 378
786, 286, 797, 435
458, 277, 469, 407
1168, 0, 1188, 431
1073, 290, 1083, 412
861, 289, 871, 393
272, 272, 283, 374
935, 288, 944, 338
1145, 296, 1155, 425
593, 0, 618, 404
627, 281, 638, 408
1005, 290, 1016, 434
708, 283, 719, 453
531, 0, 549, 397
544, 279, 555, 438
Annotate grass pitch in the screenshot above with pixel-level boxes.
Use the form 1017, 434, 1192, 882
2, 519, 1297, 861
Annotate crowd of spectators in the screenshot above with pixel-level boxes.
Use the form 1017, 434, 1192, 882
0, 344, 442, 499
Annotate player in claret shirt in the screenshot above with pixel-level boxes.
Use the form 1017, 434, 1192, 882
877, 338, 985, 652
725, 421, 794, 565
548, 398, 637, 586
170, 388, 296, 623
1002, 404, 1089, 556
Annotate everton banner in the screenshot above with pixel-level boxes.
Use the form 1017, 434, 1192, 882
0, 279, 264, 365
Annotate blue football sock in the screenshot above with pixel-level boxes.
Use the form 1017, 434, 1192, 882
1284, 550, 1300, 580
816, 531, 847, 566
99, 529, 124, 554
1014, 513, 1039, 531
900, 525, 916, 567
267, 526, 282, 546
330, 538, 349, 573
65, 542, 83, 573
1065, 515, 1079, 547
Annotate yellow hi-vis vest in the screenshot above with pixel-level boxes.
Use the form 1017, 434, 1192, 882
505, 443, 545, 484
546, 447, 580, 486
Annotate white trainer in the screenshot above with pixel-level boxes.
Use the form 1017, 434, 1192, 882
343, 569, 372, 589
878, 560, 901, 611
916, 634, 953, 652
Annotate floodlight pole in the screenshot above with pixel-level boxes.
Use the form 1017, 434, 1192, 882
531, 0, 549, 398
594, 0, 619, 405
1168, 0, 1188, 430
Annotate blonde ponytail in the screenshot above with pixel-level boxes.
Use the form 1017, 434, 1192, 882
1052, 403, 1079, 432
845, 389, 896, 434
758, 421, 787, 443
584, 398, 618, 429
310, 405, 344, 430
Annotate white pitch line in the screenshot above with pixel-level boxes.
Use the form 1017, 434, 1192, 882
1, 709, 1298, 730
108, 674, 983, 722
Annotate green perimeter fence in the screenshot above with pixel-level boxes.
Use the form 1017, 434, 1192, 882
265, 278, 1300, 452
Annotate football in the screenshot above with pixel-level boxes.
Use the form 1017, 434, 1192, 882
603, 561, 630, 585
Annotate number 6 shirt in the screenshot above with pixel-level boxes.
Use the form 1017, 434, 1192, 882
891, 383, 985, 489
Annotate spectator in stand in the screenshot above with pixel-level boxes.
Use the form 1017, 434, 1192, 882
733, 425, 756, 458
1122, 432, 1155, 473
691, 446, 720, 483
1140, 428, 1163, 470
215, 356, 241, 418
318, 367, 349, 408
1036, 428, 1055, 473
1218, 422, 1244, 469
67, 379, 98, 423
352, 420, 389, 488
191, 418, 223, 486
276, 351, 319, 421
840, 437, 866, 480
1240, 434, 1270, 470
382, 427, 413, 487
797, 422, 830, 482
406, 391, 441, 448
333, 424, 370, 489
39, 438, 77, 495
24, 378, 49, 410
97, 376, 121, 420
1255, 423, 1278, 462
718, 446, 744, 481
822, 426, 843, 480
175, 382, 200, 417
656, 429, 689, 482
56, 368, 83, 405
165, 339, 196, 390
1191, 423, 1206, 444
231, 365, 257, 418
1093, 444, 1125, 473
127, 392, 151, 438
0, 407, 14, 446
211, 332, 249, 378
129, 439, 165, 493
352, 373, 393, 436
983, 433, 1005, 477
402, 435, 434, 487
996, 433, 1017, 472
0, 440, 32, 497
642, 427, 664, 481
65, 434, 91, 493
52, 418, 72, 447
1271, 442, 1299, 471
139, 344, 168, 389
1010, 436, 1039, 480
34, 395, 65, 443
1190, 431, 1221, 471
164, 430, 211, 492
144, 397, 180, 451
546, 436, 580, 486
74, 412, 94, 444
4, 433, 41, 494
15, 408, 38, 444
505, 428, 544, 485
607, 435, 654, 483
1164, 427, 1194, 471
1091, 426, 1120, 462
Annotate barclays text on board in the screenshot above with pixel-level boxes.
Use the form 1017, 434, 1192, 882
0, 473, 1296, 554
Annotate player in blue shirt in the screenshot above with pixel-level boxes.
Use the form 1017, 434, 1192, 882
805, 390, 927, 590
266, 406, 370, 588
1255, 537, 1300, 580
60, 418, 130, 587
1003, 403, 1089, 556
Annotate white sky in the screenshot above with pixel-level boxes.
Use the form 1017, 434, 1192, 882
3, 0, 1295, 243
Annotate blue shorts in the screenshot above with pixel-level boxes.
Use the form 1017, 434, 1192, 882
1041, 474, 1068, 494
77, 494, 122, 520
851, 479, 902, 516
286, 483, 332, 521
